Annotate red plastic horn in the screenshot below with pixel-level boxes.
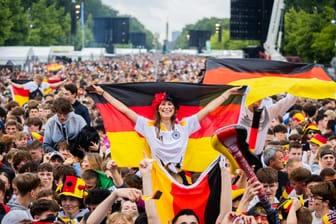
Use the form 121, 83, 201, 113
212, 124, 279, 224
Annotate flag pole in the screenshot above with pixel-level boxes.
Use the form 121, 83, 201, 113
81, 1, 85, 50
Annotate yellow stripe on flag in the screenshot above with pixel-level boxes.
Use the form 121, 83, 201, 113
107, 132, 219, 172
183, 138, 219, 172
152, 161, 175, 222
230, 77, 336, 106
14, 95, 29, 106
106, 132, 151, 167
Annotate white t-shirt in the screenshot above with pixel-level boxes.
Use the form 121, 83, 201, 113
135, 114, 201, 166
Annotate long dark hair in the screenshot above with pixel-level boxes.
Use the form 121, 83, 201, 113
154, 107, 177, 140
153, 93, 178, 140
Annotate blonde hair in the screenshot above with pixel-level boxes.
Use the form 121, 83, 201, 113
6, 148, 19, 161
85, 153, 103, 171
14, 131, 27, 140
34, 74, 44, 82
107, 212, 133, 224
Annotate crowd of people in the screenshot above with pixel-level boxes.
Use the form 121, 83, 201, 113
0, 53, 335, 224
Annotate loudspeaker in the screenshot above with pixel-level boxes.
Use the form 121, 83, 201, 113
230, 0, 273, 42
188, 30, 211, 47
93, 17, 111, 43
111, 17, 130, 44
106, 44, 114, 54
130, 32, 146, 46
93, 17, 130, 44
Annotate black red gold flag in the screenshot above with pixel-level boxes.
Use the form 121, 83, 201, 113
202, 58, 336, 105
10, 79, 60, 106
89, 82, 247, 172
151, 159, 221, 224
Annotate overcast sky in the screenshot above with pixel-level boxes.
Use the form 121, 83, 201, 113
101, 0, 230, 42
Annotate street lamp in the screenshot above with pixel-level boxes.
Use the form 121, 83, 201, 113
75, 4, 81, 20
216, 23, 222, 43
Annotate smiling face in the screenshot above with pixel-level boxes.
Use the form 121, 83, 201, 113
121, 200, 139, 215
158, 101, 176, 120
61, 196, 80, 217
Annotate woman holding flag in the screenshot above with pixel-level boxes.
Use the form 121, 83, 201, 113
89, 84, 242, 180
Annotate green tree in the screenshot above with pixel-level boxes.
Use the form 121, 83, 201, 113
26, 0, 69, 45
173, 18, 224, 50
74, 13, 95, 50
310, 6, 336, 63
285, 0, 334, 13
129, 17, 154, 49
2, 0, 29, 45
0, 0, 14, 45
283, 6, 335, 63
85, 0, 117, 17
174, 17, 256, 50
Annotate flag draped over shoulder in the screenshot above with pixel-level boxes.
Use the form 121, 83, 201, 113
151, 159, 221, 224
11, 79, 59, 106
202, 58, 336, 105
89, 82, 246, 172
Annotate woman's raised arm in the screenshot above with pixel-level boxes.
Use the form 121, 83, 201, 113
91, 85, 138, 123
196, 86, 243, 121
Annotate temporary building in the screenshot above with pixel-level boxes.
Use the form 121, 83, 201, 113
80, 48, 105, 60
0, 46, 34, 71
31, 47, 53, 63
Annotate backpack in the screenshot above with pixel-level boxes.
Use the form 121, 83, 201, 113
29, 87, 43, 100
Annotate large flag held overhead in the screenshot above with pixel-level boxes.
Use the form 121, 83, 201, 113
151, 159, 221, 224
202, 58, 336, 105
89, 82, 247, 172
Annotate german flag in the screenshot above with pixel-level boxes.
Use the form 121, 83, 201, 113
11, 84, 30, 106
202, 58, 336, 105
11, 79, 60, 106
46, 63, 62, 71
89, 82, 246, 172
151, 159, 221, 224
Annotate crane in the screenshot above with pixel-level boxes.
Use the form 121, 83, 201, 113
263, 0, 287, 61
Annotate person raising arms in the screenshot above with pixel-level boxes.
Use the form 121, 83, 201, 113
90, 85, 242, 174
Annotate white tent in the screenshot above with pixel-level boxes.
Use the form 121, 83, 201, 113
0, 46, 35, 71
114, 48, 147, 55
80, 48, 105, 60
50, 46, 75, 57
31, 47, 52, 63
0, 46, 34, 66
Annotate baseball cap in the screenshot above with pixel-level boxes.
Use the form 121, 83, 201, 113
50, 151, 64, 161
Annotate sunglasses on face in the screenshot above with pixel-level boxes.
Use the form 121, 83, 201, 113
308, 131, 318, 135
